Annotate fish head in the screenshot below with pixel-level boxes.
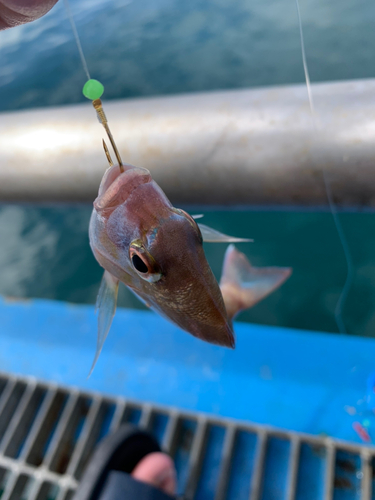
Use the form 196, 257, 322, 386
89, 164, 234, 348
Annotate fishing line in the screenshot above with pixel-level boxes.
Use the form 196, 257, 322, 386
64, 0, 353, 333
63, 0, 124, 170
63, 0, 91, 81
295, 0, 315, 120
295, 0, 353, 334
323, 171, 354, 335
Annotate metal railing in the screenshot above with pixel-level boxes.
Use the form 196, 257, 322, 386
1, 79, 375, 207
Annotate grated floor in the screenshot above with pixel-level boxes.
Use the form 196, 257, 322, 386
0, 372, 373, 500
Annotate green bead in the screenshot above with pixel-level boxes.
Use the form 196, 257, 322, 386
363, 419, 371, 428
82, 79, 104, 100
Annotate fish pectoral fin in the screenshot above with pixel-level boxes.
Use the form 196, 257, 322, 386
88, 271, 119, 378
198, 223, 253, 243
220, 244, 292, 319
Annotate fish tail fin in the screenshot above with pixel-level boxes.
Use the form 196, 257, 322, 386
88, 270, 119, 378
219, 244, 292, 320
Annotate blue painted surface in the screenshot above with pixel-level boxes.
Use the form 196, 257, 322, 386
261, 437, 291, 500
227, 431, 257, 500
0, 297, 373, 445
196, 425, 226, 500
295, 443, 326, 500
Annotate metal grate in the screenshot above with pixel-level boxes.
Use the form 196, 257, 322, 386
0, 372, 373, 500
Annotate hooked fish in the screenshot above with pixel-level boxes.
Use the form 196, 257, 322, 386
89, 163, 291, 373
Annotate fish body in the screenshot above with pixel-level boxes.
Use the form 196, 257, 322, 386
89, 163, 291, 372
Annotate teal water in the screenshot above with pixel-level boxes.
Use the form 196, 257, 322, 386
0, 0, 374, 337
0, 204, 374, 337
0, 0, 374, 110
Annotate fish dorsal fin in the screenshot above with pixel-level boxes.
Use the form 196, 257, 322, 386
198, 223, 253, 243
220, 244, 292, 319
88, 271, 119, 377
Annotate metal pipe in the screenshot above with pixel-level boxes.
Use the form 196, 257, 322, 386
1, 78, 375, 206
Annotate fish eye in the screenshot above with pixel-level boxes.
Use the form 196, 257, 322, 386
132, 254, 148, 273
129, 241, 162, 283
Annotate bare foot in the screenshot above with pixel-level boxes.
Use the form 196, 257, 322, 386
131, 452, 176, 496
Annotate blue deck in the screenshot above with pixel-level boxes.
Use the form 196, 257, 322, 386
0, 296, 373, 444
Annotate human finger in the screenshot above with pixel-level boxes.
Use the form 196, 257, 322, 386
0, 0, 58, 30
131, 451, 177, 496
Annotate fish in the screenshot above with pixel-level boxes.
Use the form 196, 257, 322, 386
88, 163, 292, 373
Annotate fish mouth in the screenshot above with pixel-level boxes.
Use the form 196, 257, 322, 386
98, 164, 123, 196
95, 166, 152, 215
